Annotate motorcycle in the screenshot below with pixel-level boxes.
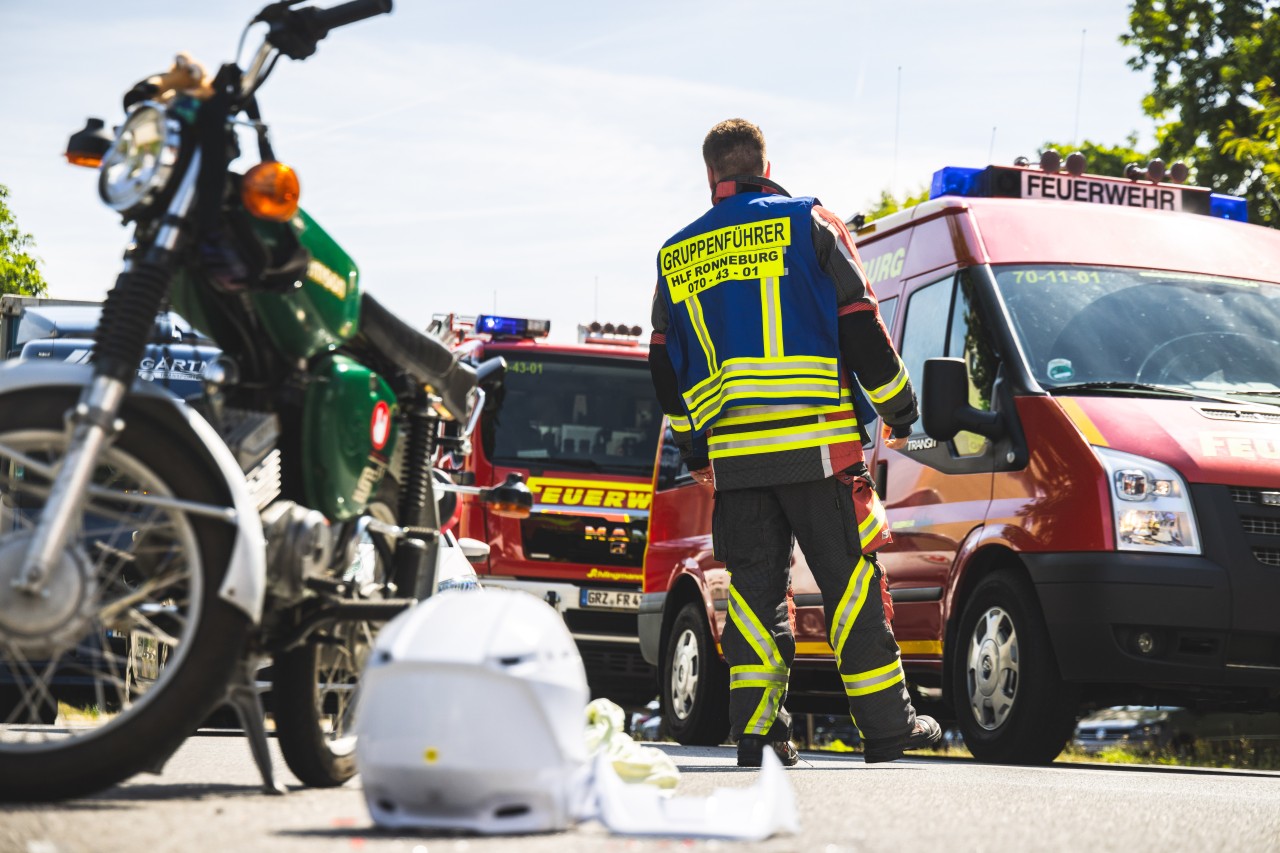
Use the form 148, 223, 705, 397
0, 0, 530, 801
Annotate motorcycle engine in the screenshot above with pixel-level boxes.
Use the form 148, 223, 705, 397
260, 500, 333, 603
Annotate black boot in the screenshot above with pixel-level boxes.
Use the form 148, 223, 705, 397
862, 714, 942, 764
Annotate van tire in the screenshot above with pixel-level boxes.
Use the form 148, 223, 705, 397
661, 602, 730, 746
951, 570, 1077, 764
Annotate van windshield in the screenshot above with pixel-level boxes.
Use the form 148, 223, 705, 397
484, 353, 662, 475
993, 265, 1280, 397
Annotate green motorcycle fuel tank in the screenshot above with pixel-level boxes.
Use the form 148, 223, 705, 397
302, 353, 398, 521
169, 203, 397, 521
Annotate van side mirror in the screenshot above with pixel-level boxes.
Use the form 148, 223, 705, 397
922, 357, 1005, 442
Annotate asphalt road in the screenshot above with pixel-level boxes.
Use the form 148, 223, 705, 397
3, 733, 1280, 853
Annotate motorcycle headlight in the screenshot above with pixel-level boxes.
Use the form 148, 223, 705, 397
98, 103, 181, 216
1094, 447, 1201, 555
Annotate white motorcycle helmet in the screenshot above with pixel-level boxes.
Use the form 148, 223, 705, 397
355, 588, 589, 834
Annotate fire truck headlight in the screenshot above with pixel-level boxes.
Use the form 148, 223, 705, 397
1095, 447, 1201, 555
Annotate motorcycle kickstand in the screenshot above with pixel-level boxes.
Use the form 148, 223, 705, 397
223, 657, 287, 795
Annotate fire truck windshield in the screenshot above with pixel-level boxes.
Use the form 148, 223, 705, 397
485, 354, 663, 474
994, 265, 1280, 398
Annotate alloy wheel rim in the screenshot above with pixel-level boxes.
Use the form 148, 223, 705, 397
965, 605, 1020, 731
670, 628, 700, 721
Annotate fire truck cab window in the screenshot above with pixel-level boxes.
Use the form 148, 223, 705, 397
487, 355, 662, 474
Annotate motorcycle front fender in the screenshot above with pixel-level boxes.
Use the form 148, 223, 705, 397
0, 360, 267, 623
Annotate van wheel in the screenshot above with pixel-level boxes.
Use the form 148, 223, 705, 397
660, 602, 729, 746
952, 570, 1077, 765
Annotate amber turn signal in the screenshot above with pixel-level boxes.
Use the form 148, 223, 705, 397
66, 152, 104, 168
241, 161, 300, 222
488, 501, 533, 520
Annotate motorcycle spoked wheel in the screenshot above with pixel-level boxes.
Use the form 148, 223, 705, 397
0, 391, 250, 802
271, 479, 398, 788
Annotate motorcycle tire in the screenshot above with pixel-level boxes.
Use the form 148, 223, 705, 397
272, 477, 399, 788
0, 390, 251, 802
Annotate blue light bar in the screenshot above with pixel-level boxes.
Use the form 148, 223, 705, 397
930, 166, 984, 199
475, 314, 550, 338
1209, 193, 1249, 222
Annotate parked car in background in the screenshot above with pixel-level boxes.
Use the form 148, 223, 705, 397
1074, 706, 1280, 754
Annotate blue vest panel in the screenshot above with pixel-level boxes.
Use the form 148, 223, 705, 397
657, 194, 844, 432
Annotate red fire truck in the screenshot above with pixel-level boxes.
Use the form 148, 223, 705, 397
639, 156, 1280, 763
438, 315, 661, 706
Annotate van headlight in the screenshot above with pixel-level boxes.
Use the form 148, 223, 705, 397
98, 103, 181, 216
1094, 447, 1201, 554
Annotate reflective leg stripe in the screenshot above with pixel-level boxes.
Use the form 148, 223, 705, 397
744, 685, 783, 736
729, 664, 789, 689
865, 359, 909, 405
728, 587, 785, 669
841, 658, 906, 697
859, 509, 885, 551
685, 295, 719, 376
828, 556, 874, 664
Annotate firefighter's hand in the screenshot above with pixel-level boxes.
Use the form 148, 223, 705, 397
691, 466, 715, 488
882, 422, 911, 451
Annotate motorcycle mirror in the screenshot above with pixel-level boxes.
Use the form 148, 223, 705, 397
483, 472, 534, 519
66, 118, 114, 168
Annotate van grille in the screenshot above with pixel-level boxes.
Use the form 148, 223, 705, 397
1255, 548, 1280, 568
1242, 517, 1280, 536
1197, 407, 1280, 424
1232, 487, 1280, 506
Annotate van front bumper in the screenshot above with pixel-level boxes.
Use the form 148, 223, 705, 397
1026, 551, 1280, 693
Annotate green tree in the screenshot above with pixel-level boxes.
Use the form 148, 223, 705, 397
1123, 0, 1280, 226
0, 184, 48, 296
860, 185, 931, 224
1039, 135, 1158, 178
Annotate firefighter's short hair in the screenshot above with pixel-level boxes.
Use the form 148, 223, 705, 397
702, 118, 767, 179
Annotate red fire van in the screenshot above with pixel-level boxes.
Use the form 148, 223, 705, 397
639, 161, 1280, 762
439, 315, 661, 706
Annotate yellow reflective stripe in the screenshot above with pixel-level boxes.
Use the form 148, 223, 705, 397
714, 398, 853, 427
685, 295, 718, 376
668, 414, 692, 433
691, 382, 842, 428
1058, 397, 1109, 447
860, 515, 886, 550
744, 686, 783, 735
686, 369, 841, 415
760, 279, 776, 359
865, 360, 909, 404
732, 679, 788, 689
829, 557, 873, 661
730, 664, 788, 676
709, 430, 859, 460
710, 419, 854, 445
728, 587, 784, 669
841, 659, 905, 696
685, 356, 839, 404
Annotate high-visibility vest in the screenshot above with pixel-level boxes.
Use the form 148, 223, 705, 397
657, 192, 844, 436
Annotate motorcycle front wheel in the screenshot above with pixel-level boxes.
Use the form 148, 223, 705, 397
271, 478, 398, 787
0, 390, 250, 801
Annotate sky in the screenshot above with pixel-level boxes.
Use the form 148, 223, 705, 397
0, 1, 1157, 342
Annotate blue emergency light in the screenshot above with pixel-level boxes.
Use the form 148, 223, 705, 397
929, 165, 1248, 223
475, 314, 551, 338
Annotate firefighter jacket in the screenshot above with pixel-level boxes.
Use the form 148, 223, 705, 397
650, 178, 916, 491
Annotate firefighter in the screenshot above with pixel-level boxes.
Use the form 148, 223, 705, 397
648, 118, 941, 767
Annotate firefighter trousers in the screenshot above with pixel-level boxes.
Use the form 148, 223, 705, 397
713, 475, 917, 743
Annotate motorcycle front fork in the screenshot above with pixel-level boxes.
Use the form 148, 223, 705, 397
15, 375, 129, 593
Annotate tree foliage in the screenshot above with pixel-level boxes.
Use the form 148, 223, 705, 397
861, 186, 931, 223
0, 184, 48, 297
1123, 0, 1280, 226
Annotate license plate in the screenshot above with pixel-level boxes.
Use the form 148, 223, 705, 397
580, 589, 641, 610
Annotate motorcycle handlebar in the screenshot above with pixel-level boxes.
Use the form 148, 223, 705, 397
313, 0, 392, 33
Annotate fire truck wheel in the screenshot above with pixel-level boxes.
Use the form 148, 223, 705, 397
661, 601, 730, 746
951, 569, 1078, 765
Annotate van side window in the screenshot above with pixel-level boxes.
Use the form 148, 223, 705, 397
877, 296, 898, 336
655, 424, 690, 491
949, 272, 999, 457
898, 279, 952, 432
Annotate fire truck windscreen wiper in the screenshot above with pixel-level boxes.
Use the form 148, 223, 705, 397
1049, 381, 1241, 404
